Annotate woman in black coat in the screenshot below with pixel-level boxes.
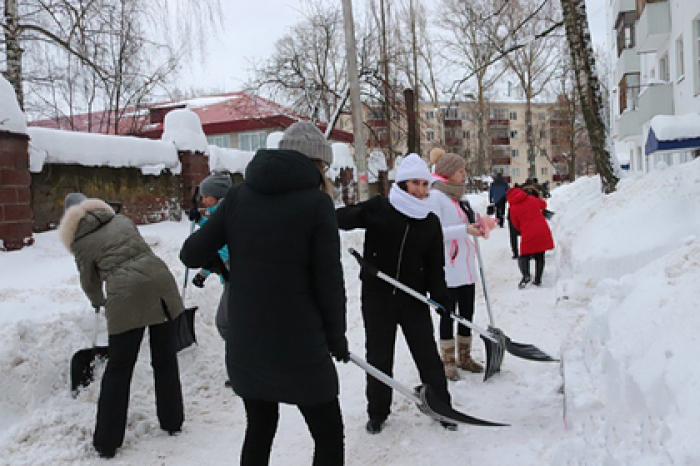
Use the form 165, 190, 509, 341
180, 122, 348, 466
337, 153, 454, 434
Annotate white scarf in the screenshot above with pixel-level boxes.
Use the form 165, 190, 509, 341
388, 183, 432, 219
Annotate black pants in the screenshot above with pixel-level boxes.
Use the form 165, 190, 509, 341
362, 296, 450, 422
93, 319, 184, 452
439, 284, 476, 340
241, 397, 344, 466
518, 253, 545, 282
508, 218, 520, 257
494, 198, 506, 226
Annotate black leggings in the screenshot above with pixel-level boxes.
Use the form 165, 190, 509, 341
518, 252, 545, 282
439, 284, 476, 340
241, 397, 344, 466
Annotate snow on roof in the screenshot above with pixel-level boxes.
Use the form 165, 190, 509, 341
208, 145, 255, 175
161, 108, 209, 153
154, 95, 239, 110
650, 113, 700, 142
0, 75, 27, 134
27, 127, 180, 174
331, 143, 354, 169
368, 150, 387, 183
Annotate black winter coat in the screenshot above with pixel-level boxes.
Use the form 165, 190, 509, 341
180, 149, 347, 405
337, 195, 449, 308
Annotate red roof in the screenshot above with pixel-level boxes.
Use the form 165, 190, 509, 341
29, 92, 353, 143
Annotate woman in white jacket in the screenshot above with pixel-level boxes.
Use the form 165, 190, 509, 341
430, 152, 485, 380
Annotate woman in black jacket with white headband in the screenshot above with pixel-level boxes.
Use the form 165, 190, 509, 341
337, 153, 454, 435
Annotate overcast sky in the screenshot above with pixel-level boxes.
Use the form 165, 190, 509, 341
177, 0, 608, 94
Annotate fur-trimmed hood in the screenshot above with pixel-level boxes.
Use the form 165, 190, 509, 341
58, 198, 115, 250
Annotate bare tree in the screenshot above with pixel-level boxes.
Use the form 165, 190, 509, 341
560, 0, 618, 192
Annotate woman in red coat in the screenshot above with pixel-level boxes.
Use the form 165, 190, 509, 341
506, 187, 554, 288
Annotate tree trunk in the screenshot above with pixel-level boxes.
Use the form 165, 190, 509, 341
3, 0, 24, 109
560, 0, 618, 193
405, 88, 418, 154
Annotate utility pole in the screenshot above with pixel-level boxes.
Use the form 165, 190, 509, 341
341, 0, 370, 202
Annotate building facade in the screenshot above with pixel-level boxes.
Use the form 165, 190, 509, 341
610, 0, 700, 172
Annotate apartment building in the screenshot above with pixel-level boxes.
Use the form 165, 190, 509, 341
352, 95, 583, 186
610, 0, 700, 172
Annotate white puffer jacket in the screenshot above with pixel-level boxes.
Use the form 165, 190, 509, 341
430, 189, 478, 287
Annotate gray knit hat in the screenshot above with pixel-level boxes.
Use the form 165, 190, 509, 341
279, 121, 333, 166
64, 192, 87, 212
435, 152, 466, 178
200, 172, 232, 199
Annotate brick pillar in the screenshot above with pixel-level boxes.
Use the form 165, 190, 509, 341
178, 150, 210, 209
0, 130, 34, 251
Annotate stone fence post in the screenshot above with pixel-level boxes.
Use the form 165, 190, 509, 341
0, 130, 34, 251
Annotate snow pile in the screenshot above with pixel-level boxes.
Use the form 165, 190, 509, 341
161, 109, 209, 154
27, 127, 180, 174
0, 75, 27, 134
650, 113, 700, 141
208, 145, 255, 175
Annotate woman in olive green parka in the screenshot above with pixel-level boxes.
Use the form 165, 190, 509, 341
59, 194, 184, 459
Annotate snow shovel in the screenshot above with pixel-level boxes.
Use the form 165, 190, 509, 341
175, 186, 201, 352
348, 248, 504, 381
70, 306, 109, 398
348, 353, 507, 427
472, 239, 558, 366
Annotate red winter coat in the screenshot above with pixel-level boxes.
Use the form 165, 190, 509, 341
507, 188, 554, 255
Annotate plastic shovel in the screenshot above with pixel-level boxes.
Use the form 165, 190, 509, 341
70, 306, 109, 397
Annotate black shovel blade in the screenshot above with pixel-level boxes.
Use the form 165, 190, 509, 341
70, 346, 109, 398
505, 337, 558, 362
175, 306, 198, 352
483, 326, 506, 382
415, 384, 508, 427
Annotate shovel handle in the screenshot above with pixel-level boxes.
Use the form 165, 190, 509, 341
348, 353, 421, 404
92, 306, 101, 348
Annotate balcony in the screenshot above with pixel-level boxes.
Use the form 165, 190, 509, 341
636, 0, 670, 53
444, 119, 462, 127
489, 118, 509, 127
637, 81, 673, 126
445, 138, 462, 147
615, 48, 640, 83
618, 107, 643, 139
613, 0, 636, 23
492, 157, 511, 165
553, 174, 571, 182
491, 137, 510, 146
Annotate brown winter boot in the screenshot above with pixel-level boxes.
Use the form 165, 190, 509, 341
440, 339, 460, 381
457, 335, 484, 373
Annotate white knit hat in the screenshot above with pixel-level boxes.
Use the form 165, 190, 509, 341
395, 153, 431, 183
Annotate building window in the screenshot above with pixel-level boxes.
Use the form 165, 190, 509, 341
207, 134, 231, 148
426, 130, 435, 141
695, 20, 700, 93
509, 111, 517, 121
540, 149, 547, 158
541, 167, 548, 176
491, 108, 507, 120
239, 131, 267, 152
441, 108, 459, 119
676, 35, 685, 79
619, 73, 640, 112
511, 149, 519, 158
426, 111, 435, 120
615, 11, 636, 56
511, 167, 520, 177
538, 112, 546, 121
510, 130, 518, 139
659, 54, 670, 82
463, 130, 470, 139
539, 130, 547, 139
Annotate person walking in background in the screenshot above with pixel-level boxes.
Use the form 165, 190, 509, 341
506, 186, 555, 288
507, 184, 521, 260
337, 153, 457, 434
180, 121, 348, 466
188, 172, 232, 342
489, 173, 509, 227
59, 193, 184, 459
429, 152, 485, 380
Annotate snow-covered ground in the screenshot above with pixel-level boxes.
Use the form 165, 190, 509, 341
0, 159, 698, 465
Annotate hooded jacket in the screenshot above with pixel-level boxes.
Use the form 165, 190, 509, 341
506, 188, 554, 255
58, 199, 183, 335
180, 149, 347, 405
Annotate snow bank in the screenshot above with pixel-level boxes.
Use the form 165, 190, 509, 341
161, 108, 209, 154
208, 145, 255, 175
27, 127, 180, 174
368, 151, 387, 183
0, 75, 27, 134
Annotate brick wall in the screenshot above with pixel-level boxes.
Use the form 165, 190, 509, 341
31, 164, 181, 232
179, 150, 209, 208
0, 130, 34, 251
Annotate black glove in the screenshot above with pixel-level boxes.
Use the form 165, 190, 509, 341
432, 300, 450, 319
328, 336, 350, 363
486, 204, 495, 216
192, 273, 207, 288
187, 206, 202, 223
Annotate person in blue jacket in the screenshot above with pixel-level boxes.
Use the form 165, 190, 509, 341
190, 172, 233, 341
488, 173, 509, 227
